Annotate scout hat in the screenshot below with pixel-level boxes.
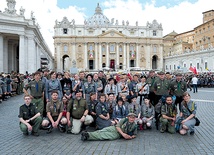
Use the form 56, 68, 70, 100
176, 73, 182, 76
127, 113, 137, 117
158, 71, 165, 75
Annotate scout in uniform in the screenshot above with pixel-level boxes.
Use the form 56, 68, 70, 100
106, 93, 117, 119
154, 71, 170, 106
72, 74, 83, 99
41, 91, 66, 133
66, 91, 93, 134
81, 113, 137, 141
159, 96, 177, 134
88, 92, 98, 127
112, 97, 128, 123
117, 75, 129, 98
170, 73, 187, 111
83, 74, 97, 101
23, 71, 45, 116
128, 74, 139, 98
136, 75, 149, 106
93, 73, 103, 98
141, 97, 154, 129
146, 70, 156, 106
18, 95, 42, 136
104, 77, 118, 100
95, 93, 113, 130
179, 92, 197, 135
60, 72, 72, 99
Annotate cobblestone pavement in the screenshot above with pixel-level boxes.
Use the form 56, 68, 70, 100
0, 88, 214, 155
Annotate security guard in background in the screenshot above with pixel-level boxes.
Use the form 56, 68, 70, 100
154, 71, 170, 106
146, 70, 157, 106
23, 71, 45, 117
170, 73, 187, 111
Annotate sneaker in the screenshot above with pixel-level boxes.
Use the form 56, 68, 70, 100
81, 131, 89, 141
46, 125, 53, 134
31, 132, 39, 137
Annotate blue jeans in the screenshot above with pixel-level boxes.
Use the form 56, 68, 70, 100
193, 84, 197, 93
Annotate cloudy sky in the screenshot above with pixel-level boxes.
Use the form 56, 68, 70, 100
0, 0, 213, 55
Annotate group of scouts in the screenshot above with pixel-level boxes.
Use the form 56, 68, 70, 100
18, 69, 198, 140
0, 72, 27, 103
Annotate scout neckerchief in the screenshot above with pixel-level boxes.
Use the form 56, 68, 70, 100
177, 81, 181, 91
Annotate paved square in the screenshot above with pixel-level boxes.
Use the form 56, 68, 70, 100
0, 88, 214, 155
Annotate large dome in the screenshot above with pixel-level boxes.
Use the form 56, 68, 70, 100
86, 3, 110, 26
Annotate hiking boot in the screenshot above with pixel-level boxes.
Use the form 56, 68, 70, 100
160, 125, 166, 133
23, 132, 29, 136
190, 131, 195, 135
31, 132, 39, 137
81, 131, 89, 141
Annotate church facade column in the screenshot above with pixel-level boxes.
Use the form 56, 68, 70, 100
84, 43, 88, 69
136, 43, 139, 67
3, 38, 8, 73
126, 43, 130, 68
56, 43, 62, 72
27, 37, 36, 73
72, 43, 76, 67
123, 43, 126, 69
0, 34, 4, 72
99, 43, 102, 69
19, 35, 26, 74
37, 44, 41, 70
146, 44, 151, 69
8, 42, 13, 73
116, 43, 119, 69
159, 44, 163, 70
106, 43, 109, 68
95, 43, 98, 70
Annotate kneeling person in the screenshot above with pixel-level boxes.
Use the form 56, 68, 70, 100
18, 95, 42, 136
81, 113, 137, 141
67, 91, 93, 134
159, 96, 177, 134
41, 91, 66, 133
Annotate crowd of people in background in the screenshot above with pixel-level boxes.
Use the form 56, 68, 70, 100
0, 69, 207, 140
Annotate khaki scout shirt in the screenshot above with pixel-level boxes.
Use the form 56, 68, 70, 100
67, 98, 88, 119
154, 78, 170, 95
116, 118, 137, 135
161, 103, 177, 118
170, 80, 187, 97
18, 103, 39, 120
46, 100, 63, 117
24, 80, 45, 97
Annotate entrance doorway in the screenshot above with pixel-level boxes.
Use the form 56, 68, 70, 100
110, 60, 115, 70
152, 55, 158, 69
130, 60, 135, 67
89, 60, 94, 70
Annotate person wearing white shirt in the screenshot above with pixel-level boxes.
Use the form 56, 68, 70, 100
191, 75, 198, 93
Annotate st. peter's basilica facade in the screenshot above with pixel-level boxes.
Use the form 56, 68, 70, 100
53, 4, 163, 72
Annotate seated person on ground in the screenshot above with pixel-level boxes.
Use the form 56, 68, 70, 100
41, 91, 66, 133
81, 113, 138, 141
18, 95, 42, 136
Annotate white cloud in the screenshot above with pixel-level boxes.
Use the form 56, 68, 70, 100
0, 0, 85, 55
0, 0, 213, 55
103, 0, 213, 36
